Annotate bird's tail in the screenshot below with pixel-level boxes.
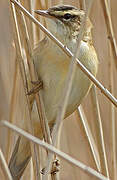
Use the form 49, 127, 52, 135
9, 136, 31, 180
8, 99, 44, 179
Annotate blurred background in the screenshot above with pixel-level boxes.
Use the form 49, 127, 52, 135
0, 0, 117, 179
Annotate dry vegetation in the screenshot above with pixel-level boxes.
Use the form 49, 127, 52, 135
0, 0, 117, 180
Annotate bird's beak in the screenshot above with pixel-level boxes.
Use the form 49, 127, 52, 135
34, 10, 52, 18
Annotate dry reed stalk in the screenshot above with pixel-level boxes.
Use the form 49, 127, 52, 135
77, 106, 101, 172
34, 3, 56, 174
0, 149, 12, 180
10, 1, 56, 179
34, 1, 46, 43
107, 2, 117, 179
32, 145, 41, 180
111, 80, 116, 180
79, 0, 83, 9
6, 58, 18, 163
109, 1, 117, 180
100, 0, 117, 69
100, 0, 117, 179
5, 0, 19, 164
50, 123, 63, 180
14, 1, 54, 179
6, 0, 28, 163
0, 120, 110, 180
34, 2, 53, 177
22, 0, 33, 45
7, 0, 117, 179
53, 0, 63, 5
51, 172, 59, 180
10, 0, 117, 107
108, 45, 116, 180
45, 0, 51, 8
90, 86, 109, 178
79, 0, 86, 10
13, 0, 49, 143
15, 6, 46, 180
20, 0, 45, 144
9, 2, 40, 179
44, 0, 94, 176
30, 160, 34, 180
9, 1, 117, 179
110, 56, 117, 180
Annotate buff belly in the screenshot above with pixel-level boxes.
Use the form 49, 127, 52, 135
34, 41, 98, 123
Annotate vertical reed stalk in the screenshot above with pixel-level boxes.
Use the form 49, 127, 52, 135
91, 86, 109, 178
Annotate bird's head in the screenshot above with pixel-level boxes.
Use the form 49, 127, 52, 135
35, 5, 92, 44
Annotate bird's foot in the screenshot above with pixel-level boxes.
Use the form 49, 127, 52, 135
27, 80, 43, 95
51, 159, 60, 175
41, 159, 60, 175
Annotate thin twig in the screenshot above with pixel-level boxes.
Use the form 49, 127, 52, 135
0, 120, 110, 180
0, 149, 13, 180
91, 86, 109, 178
10, 0, 117, 107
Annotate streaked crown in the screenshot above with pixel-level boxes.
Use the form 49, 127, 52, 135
35, 5, 92, 43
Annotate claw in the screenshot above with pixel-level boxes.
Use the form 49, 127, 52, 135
51, 159, 60, 175
27, 80, 43, 95
41, 159, 60, 175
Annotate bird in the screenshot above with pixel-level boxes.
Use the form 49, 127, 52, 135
9, 4, 98, 179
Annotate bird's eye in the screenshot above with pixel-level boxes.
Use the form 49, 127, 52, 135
63, 13, 72, 20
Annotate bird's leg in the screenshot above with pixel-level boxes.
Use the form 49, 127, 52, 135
27, 80, 43, 95
40, 122, 60, 176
